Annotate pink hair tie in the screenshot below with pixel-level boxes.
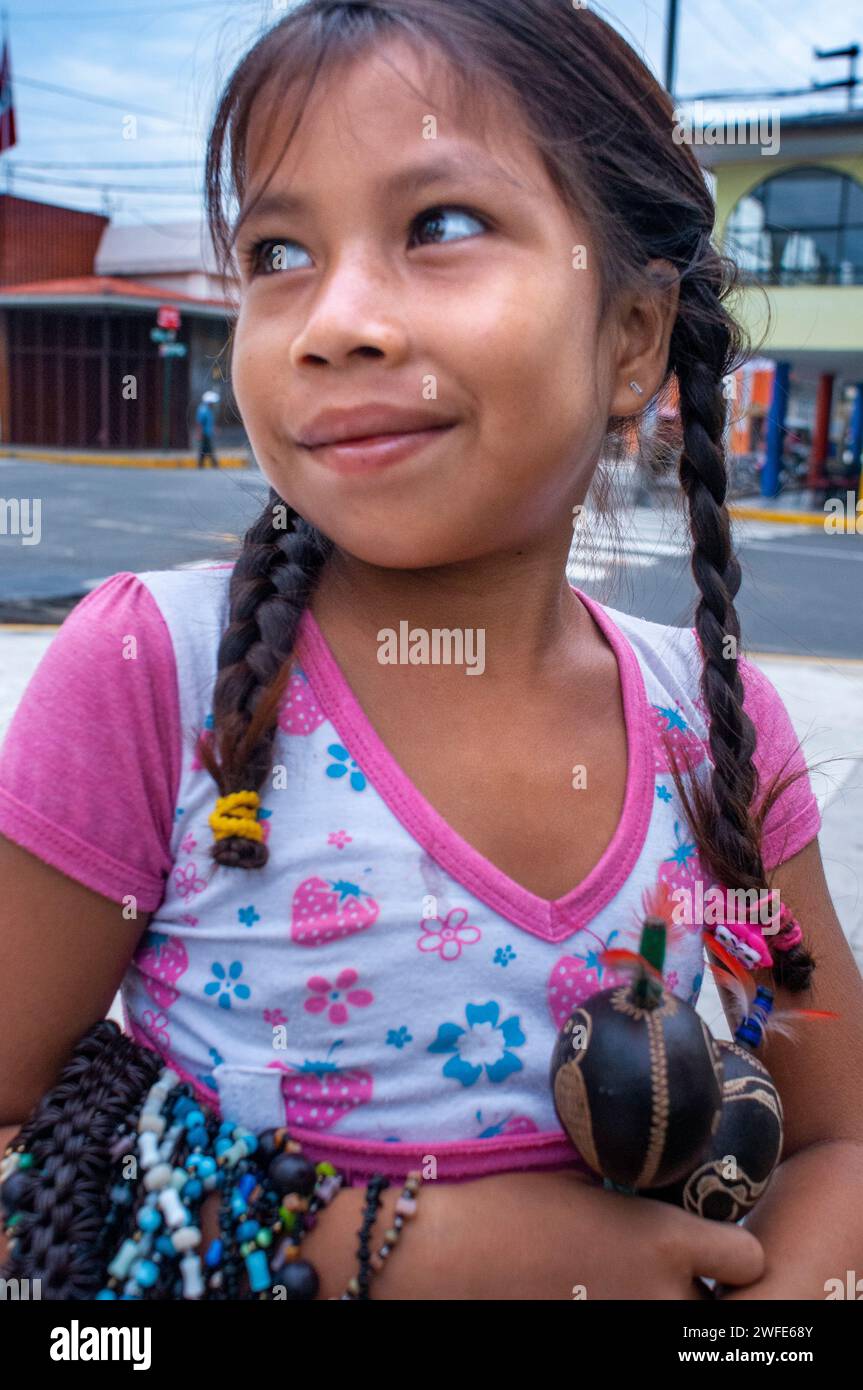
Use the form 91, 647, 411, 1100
705, 889, 801, 970
772, 901, 803, 953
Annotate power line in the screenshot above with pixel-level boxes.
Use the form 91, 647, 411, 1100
6, 0, 242, 19
687, 0, 780, 91
11, 159, 200, 169
712, 3, 818, 88
13, 74, 195, 127
677, 78, 860, 102
6, 169, 201, 195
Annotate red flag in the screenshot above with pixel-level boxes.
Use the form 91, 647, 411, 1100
0, 39, 17, 156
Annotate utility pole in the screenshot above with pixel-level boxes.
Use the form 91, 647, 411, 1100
665, 0, 680, 96
814, 44, 860, 110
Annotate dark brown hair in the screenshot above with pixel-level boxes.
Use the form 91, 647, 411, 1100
198, 0, 816, 991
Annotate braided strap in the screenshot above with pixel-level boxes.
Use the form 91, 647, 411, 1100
0, 1020, 162, 1299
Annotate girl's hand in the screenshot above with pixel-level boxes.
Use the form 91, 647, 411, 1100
442, 1168, 765, 1301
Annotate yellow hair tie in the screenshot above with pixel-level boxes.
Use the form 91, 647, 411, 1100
209, 790, 263, 843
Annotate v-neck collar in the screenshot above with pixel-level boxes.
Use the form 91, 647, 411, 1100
292, 587, 654, 943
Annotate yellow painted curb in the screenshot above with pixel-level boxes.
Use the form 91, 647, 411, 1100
0, 623, 63, 632
0, 449, 249, 470
728, 505, 826, 527
747, 650, 863, 668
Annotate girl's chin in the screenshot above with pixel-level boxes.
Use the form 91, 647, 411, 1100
328, 536, 477, 571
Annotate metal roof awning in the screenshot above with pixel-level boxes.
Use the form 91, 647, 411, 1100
0, 275, 234, 317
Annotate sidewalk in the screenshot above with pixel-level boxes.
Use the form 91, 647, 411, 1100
2, 626, 861, 1010
0, 445, 251, 470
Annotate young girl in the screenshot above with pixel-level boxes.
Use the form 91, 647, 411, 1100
2, 0, 863, 1301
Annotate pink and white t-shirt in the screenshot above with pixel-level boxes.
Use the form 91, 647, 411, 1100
0, 567, 821, 1186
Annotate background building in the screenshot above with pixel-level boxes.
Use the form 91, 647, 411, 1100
697, 111, 863, 497
0, 195, 241, 452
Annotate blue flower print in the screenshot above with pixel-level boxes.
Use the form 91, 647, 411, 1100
664, 819, 697, 871
174, 807, 185, 821
493, 945, 516, 967
569, 930, 621, 979
428, 1001, 525, 1087
204, 712, 214, 730
238, 905, 260, 928
204, 961, 251, 1010
654, 703, 689, 733
386, 1026, 413, 1049
326, 744, 367, 792
656, 785, 673, 804
688, 971, 703, 1005
198, 1047, 224, 1091
475, 1110, 522, 1139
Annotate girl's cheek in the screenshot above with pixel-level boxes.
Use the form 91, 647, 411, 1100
231, 310, 282, 427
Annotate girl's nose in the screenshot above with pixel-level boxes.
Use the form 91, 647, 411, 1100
288, 256, 411, 370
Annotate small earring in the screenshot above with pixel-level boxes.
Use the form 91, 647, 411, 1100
629, 380, 644, 396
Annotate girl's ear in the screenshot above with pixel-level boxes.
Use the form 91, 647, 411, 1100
608, 261, 680, 417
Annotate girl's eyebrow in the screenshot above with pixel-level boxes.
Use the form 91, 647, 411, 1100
237, 152, 527, 226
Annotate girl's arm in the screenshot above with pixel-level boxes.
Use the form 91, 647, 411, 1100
714, 835, 863, 1299
0, 836, 149, 1123
0, 1149, 762, 1299
196, 1168, 762, 1300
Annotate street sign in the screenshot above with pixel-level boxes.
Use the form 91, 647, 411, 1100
150, 327, 175, 343
158, 342, 188, 358
157, 305, 181, 331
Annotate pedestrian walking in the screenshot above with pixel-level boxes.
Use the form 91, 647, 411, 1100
196, 390, 220, 468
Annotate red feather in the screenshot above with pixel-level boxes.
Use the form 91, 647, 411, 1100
633, 881, 688, 945
762, 1007, 839, 1041
599, 948, 663, 981
704, 933, 754, 985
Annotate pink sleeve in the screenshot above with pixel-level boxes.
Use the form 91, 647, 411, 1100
0, 572, 181, 912
738, 656, 822, 871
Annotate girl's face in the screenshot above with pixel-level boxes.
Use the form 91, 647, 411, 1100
231, 38, 634, 570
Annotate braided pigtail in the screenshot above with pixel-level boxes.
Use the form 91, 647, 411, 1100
661, 240, 815, 993
195, 489, 333, 870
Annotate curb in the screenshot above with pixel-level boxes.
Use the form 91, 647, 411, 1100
0, 622, 62, 632
747, 649, 863, 667
0, 448, 249, 470
728, 505, 827, 527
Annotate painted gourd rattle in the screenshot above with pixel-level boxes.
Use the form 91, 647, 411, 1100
549, 907, 724, 1191
644, 985, 783, 1219
550, 889, 834, 1217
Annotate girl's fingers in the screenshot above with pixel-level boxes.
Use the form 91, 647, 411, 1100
691, 1222, 765, 1288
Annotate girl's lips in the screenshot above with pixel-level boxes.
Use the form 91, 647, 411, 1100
302, 424, 456, 474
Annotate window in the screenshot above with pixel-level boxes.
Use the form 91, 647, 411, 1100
725, 167, 863, 286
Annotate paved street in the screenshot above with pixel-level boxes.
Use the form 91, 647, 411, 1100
2, 457, 863, 656
571, 501, 863, 659
0, 457, 270, 615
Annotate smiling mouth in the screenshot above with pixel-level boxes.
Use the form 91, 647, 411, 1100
301, 424, 457, 474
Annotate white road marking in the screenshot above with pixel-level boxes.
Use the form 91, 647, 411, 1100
567, 508, 813, 583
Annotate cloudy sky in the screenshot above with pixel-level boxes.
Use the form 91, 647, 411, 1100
1, 0, 859, 225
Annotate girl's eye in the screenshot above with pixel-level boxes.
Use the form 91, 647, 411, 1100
409, 205, 489, 248
243, 239, 310, 276
242, 204, 489, 278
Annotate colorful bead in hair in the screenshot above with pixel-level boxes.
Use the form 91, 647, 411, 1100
208, 790, 263, 844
